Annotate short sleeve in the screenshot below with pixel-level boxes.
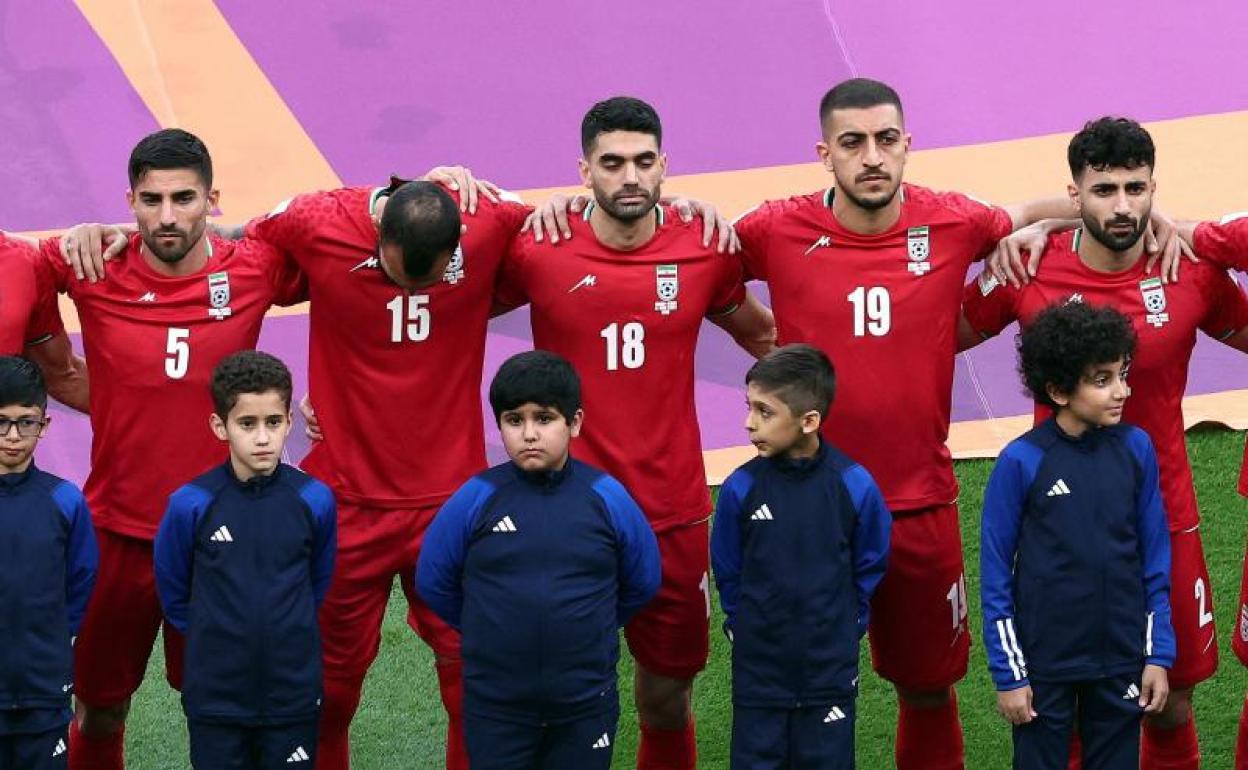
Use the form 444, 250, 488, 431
493, 234, 532, 311
961, 270, 1022, 339
1198, 266, 1248, 340
936, 190, 1013, 260
707, 252, 747, 317
1194, 216, 1248, 271
35, 238, 74, 294
732, 203, 774, 282
243, 193, 320, 262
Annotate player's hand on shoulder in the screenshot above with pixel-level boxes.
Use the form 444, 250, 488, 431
666, 196, 739, 254
1144, 208, 1197, 284
522, 192, 590, 245
61, 222, 130, 282
421, 166, 501, 216
300, 394, 323, 443
995, 685, 1036, 725
990, 219, 1067, 288
1139, 664, 1169, 714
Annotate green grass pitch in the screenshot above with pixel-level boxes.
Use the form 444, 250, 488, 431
125, 428, 1248, 768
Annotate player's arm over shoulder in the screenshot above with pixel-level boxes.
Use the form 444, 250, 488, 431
1191, 213, 1248, 271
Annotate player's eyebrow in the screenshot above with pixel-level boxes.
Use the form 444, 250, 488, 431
599, 151, 657, 164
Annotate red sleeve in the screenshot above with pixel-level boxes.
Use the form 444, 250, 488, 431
936, 190, 1013, 261
4, 239, 65, 345
243, 193, 319, 262
1194, 217, 1248, 271
1197, 266, 1248, 340
35, 238, 73, 293
732, 203, 772, 282
492, 234, 530, 312
961, 269, 1021, 338
262, 243, 309, 307
707, 252, 747, 317
25, 271, 65, 345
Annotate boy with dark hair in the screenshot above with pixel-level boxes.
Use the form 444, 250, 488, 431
711, 343, 891, 769
981, 302, 1174, 770
0, 355, 97, 769
155, 350, 335, 770
417, 350, 661, 770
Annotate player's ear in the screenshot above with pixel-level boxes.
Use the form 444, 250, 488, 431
209, 413, 229, 441
567, 408, 584, 438
578, 157, 592, 189
126, 189, 137, 211
1045, 383, 1070, 408
1067, 182, 1081, 213
38, 414, 50, 437
207, 188, 221, 210
800, 409, 822, 435
815, 140, 832, 170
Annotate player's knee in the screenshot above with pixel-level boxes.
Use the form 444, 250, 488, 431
1145, 687, 1193, 730
634, 669, 692, 729
76, 699, 130, 736
894, 684, 953, 709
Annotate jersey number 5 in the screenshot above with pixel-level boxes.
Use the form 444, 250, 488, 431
848, 286, 892, 336
387, 294, 431, 343
165, 327, 190, 380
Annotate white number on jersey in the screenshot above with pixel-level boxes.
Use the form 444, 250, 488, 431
386, 294, 431, 343
1195, 577, 1214, 628
946, 574, 969, 631
165, 327, 190, 380
600, 322, 646, 370
848, 286, 892, 336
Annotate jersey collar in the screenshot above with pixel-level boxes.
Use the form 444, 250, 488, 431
581, 201, 665, 226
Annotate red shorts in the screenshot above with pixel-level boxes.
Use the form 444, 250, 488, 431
74, 530, 184, 706
868, 502, 970, 691
1166, 528, 1217, 688
624, 520, 711, 680
318, 502, 460, 683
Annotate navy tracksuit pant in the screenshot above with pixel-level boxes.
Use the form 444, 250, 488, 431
0, 724, 69, 770
464, 702, 619, 770
187, 719, 318, 769
731, 701, 856, 769
1013, 676, 1144, 770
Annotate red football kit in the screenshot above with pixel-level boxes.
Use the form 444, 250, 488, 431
734, 184, 1013, 690
246, 186, 529, 770
962, 228, 1248, 685
497, 204, 745, 678
34, 232, 303, 707
0, 235, 63, 354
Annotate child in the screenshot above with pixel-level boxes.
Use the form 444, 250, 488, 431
154, 351, 335, 769
981, 302, 1174, 769
0, 356, 97, 769
416, 350, 660, 770
711, 343, 891, 769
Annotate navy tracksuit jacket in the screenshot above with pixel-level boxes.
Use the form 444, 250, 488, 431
0, 464, 98, 730
416, 458, 661, 725
711, 440, 891, 707
154, 462, 336, 725
981, 419, 1176, 690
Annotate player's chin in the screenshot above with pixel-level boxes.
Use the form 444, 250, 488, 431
1100, 408, 1124, 426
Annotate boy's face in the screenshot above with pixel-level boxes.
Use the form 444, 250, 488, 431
498, 403, 582, 473
1049, 357, 1131, 431
0, 404, 47, 474
744, 382, 820, 458
210, 390, 292, 479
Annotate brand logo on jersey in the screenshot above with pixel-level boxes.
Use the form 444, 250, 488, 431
53, 739, 67, 757
492, 516, 518, 533
569, 274, 598, 293
350, 255, 380, 273
823, 706, 847, 723
207, 271, 232, 320
62, 682, 73, 693
1239, 604, 1248, 643
750, 504, 774, 521
1046, 479, 1072, 497
442, 245, 465, 284
592, 733, 611, 750
977, 271, 999, 296
286, 746, 310, 763
1139, 277, 1169, 328
135, 291, 157, 302
804, 235, 832, 255
655, 264, 679, 315
1123, 683, 1141, 700
907, 225, 931, 276
209, 526, 235, 543
1066, 293, 1084, 305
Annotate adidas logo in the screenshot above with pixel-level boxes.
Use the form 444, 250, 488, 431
210, 525, 235, 543
136, 291, 157, 302
1046, 479, 1072, 497
53, 738, 67, 757
750, 504, 774, 521
1123, 683, 1140, 700
492, 516, 518, 533
287, 745, 310, 763
823, 706, 847, 723
591, 733, 611, 750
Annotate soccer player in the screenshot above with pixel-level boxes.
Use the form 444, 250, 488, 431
961, 117, 1248, 770
0, 234, 88, 412
982, 301, 1173, 770
494, 96, 775, 770
417, 350, 660, 770
712, 344, 890, 769
0, 356, 98, 770
155, 351, 335, 770
30, 128, 306, 770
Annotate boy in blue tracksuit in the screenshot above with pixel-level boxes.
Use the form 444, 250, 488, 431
0, 356, 98, 770
417, 350, 661, 770
981, 302, 1175, 770
711, 344, 892, 769
154, 351, 336, 769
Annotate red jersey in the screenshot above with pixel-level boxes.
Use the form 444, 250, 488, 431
35, 234, 304, 539
962, 229, 1248, 531
245, 186, 529, 508
0, 235, 63, 354
735, 184, 1012, 512
497, 205, 745, 532
1193, 214, 1248, 496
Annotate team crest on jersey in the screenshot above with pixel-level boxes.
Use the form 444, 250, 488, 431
207, 271, 232, 320
907, 226, 931, 275
655, 264, 678, 315
1139, 277, 1169, 328
442, 245, 465, 284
